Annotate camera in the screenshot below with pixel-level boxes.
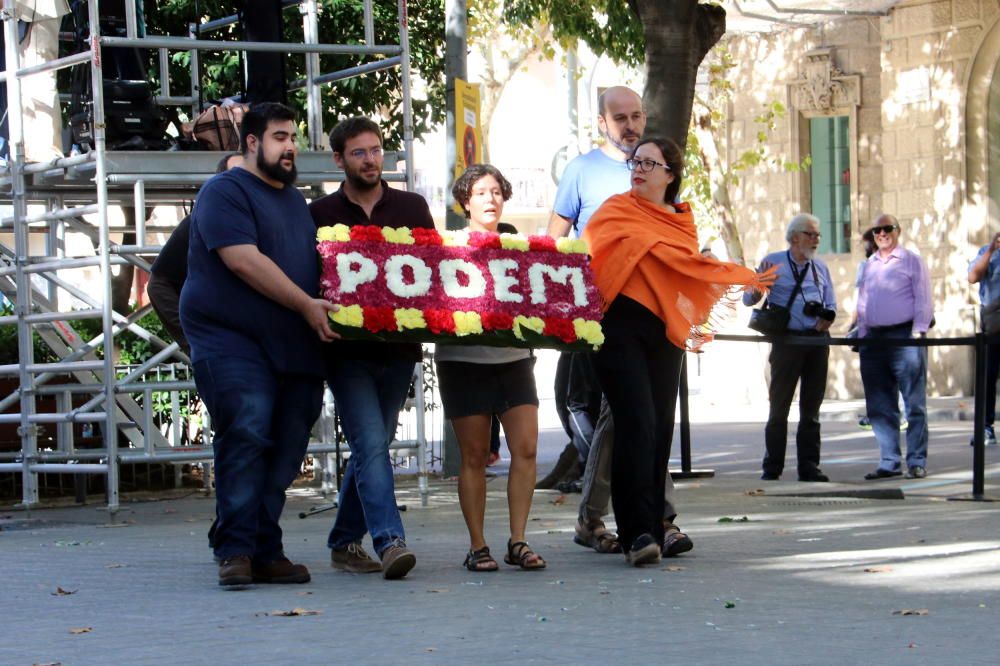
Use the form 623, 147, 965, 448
802, 300, 836, 322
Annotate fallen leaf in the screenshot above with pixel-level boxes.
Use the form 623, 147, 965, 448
33, 662, 62, 666
268, 608, 321, 617
744, 489, 766, 496
105, 563, 127, 569
296, 591, 313, 596
424, 648, 436, 652
51, 587, 77, 596
724, 601, 736, 609
600, 591, 610, 595
718, 516, 751, 523
907, 643, 918, 648
662, 565, 685, 572
426, 589, 448, 593
892, 609, 929, 616
550, 494, 566, 506
69, 627, 92, 634
863, 567, 893, 573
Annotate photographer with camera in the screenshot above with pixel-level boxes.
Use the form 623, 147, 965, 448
745, 214, 837, 482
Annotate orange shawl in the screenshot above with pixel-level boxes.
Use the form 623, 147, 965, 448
584, 192, 773, 350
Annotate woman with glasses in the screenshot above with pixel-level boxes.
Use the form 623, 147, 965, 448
435, 164, 546, 572
584, 137, 775, 565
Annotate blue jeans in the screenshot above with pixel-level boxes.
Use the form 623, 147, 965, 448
325, 358, 415, 555
859, 328, 928, 471
194, 356, 323, 562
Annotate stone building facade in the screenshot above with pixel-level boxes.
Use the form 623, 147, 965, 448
719, 0, 1000, 397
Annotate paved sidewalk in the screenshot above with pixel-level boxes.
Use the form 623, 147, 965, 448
2, 465, 998, 665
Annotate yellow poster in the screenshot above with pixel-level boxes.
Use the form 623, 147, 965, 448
454, 78, 482, 178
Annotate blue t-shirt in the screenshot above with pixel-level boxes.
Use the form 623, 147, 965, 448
744, 251, 837, 331
553, 148, 631, 238
180, 168, 322, 376
970, 245, 1000, 304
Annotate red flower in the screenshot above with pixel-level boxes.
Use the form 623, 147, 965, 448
528, 235, 557, 252
468, 231, 501, 249
412, 227, 443, 246
544, 317, 577, 344
424, 309, 456, 334
481, 311, 514, 331
350, 225, 385, 242
362, 306, 397, 333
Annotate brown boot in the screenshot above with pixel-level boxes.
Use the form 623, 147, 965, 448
252, 557, 311, 584
380, 543, 416, 580
218, 555, 253, 588
331, 542, 382, 574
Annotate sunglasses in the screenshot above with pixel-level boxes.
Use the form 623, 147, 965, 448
872, 224, 898, 235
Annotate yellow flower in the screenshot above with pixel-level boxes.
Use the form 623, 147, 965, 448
317, 226, 337, 242
499, 233, 530, 251
330, 304, 364, 328
382, 227, 416, 245
556, 237, 589, 254
453, 311, 483, 336
573, 318, 605, 348
513, 315, 545, 340
394, 308, 426, 330
330, 224, 351, 242
441, 230, 469, 247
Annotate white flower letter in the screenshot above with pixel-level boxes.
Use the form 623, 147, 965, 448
528, 264, 587, 306
440, 259, 487, 299
488, 258, 523, 303
384, 254, 432, 298
336, 252, 378, 293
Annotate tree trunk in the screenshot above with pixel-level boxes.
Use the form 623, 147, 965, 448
632, 0, 726, 151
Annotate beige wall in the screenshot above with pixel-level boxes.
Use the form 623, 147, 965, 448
720, 0, 1000, 397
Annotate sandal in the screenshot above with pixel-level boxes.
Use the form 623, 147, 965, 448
503, 539, 546, 570
573, 522, 622, 554
662, 524, 694, 557
463, 546, 498, 572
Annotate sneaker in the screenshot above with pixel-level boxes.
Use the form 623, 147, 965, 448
252, 557, 311, 584
331, 542, 382, 574
970, 426, 997, 446
625, 533, 661, 566
662, 524, 693, 558
218, 555, 253, 588
905, 466, 927, 479
858, 416, 872, 430
380, 542, 416, 580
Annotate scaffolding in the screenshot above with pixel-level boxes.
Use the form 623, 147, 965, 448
0, 0, 431, 513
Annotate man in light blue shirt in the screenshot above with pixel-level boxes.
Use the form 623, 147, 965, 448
745, 214, 837, 482
968, 231, 1000, 446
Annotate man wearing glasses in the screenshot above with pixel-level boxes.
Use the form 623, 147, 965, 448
309, 117, 435, 579
745, 214, 837, 482
856, 214, 933, 480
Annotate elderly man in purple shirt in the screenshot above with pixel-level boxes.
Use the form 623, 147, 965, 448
857, 214, 934, 480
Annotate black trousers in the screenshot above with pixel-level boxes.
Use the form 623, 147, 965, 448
553, 351, 573, 441
986, 341, 1000, 426
594, 296, 683, 552
763, 333, 829, 477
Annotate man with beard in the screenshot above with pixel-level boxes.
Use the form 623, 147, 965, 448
857, 214, 933, 480
309, 117, 434, 579
744, 214, 837, 482
180, 103, 338, 588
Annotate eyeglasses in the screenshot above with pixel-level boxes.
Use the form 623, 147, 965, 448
799, 231, 822, 240
347, 147, 383, 160
871, 224, 898, 235
626, 158, 672, 173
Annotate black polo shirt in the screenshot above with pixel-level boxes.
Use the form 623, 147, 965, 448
150, 215, 191, 291
309, 181, 435, 365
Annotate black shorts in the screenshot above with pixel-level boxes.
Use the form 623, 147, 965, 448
435, 357, 538, 420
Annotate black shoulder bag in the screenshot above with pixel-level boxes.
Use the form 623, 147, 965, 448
748, 252, 809, 336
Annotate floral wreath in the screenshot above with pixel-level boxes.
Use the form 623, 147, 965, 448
317, 224, 604, 351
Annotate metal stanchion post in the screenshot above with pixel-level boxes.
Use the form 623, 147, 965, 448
672, 354, 714, 480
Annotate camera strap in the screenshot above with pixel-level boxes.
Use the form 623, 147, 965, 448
781, 251, 810, 310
